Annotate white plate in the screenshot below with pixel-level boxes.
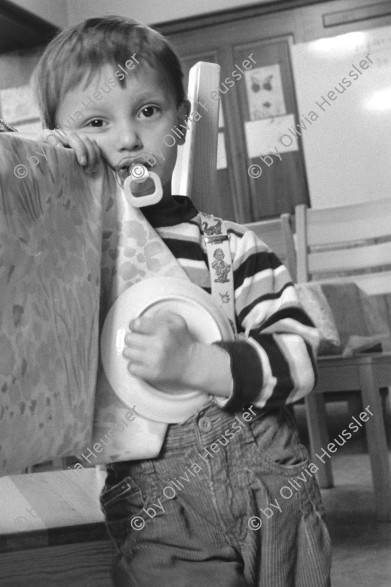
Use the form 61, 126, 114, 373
100, 277, 234, 423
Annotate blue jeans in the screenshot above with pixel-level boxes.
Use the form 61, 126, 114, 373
100, 402, 331, 586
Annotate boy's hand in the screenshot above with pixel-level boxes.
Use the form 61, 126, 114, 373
39, 128, 101, 172
123, 311, 198, 393
122, 310, 233, 398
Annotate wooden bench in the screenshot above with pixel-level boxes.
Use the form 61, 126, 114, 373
0, 468, 114, 586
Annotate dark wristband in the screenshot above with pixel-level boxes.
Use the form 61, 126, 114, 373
214, 340, 263, 411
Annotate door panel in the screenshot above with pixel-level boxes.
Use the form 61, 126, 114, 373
233, 36, 309, 219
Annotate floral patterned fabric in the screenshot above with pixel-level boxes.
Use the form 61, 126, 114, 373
0, 134, 187, 475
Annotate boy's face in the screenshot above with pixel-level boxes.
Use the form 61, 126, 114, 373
56, 64, 189, 201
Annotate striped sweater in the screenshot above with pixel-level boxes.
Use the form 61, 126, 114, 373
143, 197, 319, 412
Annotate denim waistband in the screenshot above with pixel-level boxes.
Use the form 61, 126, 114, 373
160, 400, 261, 453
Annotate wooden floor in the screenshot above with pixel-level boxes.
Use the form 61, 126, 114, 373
0, 541, 113, 587
323, 454, 391, 587
296, 400, 391, 587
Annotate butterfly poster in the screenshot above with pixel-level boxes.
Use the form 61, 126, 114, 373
244, 64, 286, 120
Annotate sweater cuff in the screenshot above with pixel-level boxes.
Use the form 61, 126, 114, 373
213, 339, 263, 411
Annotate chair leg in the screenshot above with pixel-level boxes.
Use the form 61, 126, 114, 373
305, 393, 334, 488
380, 387, 391, 442
347, 393, 362, 420
359, 362, 391, 521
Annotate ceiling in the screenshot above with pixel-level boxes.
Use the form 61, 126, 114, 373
0, 0, 58, 53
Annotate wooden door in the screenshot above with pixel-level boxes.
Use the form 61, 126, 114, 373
232, 36, 308, 221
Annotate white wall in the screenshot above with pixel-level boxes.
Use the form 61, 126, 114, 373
291, 28, 391, 208
10, 0, 280, 28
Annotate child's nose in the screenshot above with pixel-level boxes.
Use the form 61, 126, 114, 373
118, 122, 143, 152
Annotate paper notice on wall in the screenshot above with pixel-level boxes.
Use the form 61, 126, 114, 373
217, 132, 227, 170
245, 64, 286, 121
244, 114, 298, 158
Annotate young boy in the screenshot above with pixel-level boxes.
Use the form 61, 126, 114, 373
31, 16, 331, 587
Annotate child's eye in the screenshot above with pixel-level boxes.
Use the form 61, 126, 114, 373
139, 105, 160, 119
86, 119, 106, 127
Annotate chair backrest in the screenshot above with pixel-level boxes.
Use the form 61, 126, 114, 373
295, 200, 391, 296
171, 61, 220, 212
245, 214, 297, 280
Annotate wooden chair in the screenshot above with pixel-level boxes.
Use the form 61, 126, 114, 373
172, 61, 220, 205
295, 200, 391, 521
245, 214, 297, 280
